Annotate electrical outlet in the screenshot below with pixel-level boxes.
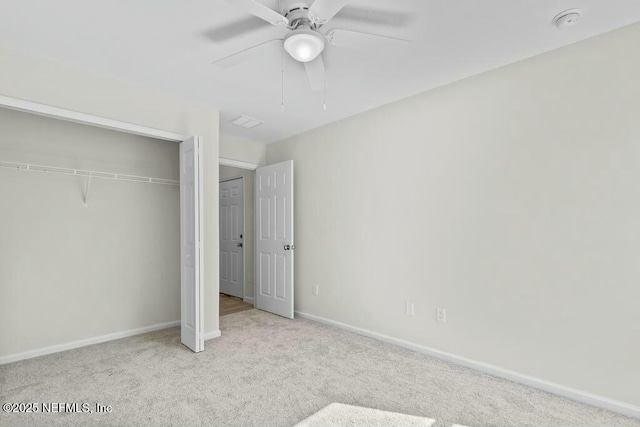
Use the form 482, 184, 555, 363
312, 285, 319, 296
436, 308, 446, 323
405, 302, 415, 316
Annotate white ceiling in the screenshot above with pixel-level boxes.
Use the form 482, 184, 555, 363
1, 0, 639, 143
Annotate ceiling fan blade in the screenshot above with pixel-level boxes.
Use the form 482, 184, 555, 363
308, 0, 351, 25
325, 28, 410, 51
304, 55, 326, 92
212, 39, 283, 68
227, 0, 288, 26
333, 5, 414, 28
202, 17, 270, 43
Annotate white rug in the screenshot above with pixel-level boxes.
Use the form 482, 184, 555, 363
294, 403, 436, 427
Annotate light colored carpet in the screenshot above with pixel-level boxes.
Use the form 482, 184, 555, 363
1, 309, 639, 427
294, 403, 435, 426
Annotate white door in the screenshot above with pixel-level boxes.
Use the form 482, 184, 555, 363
255, 160, 294, 319
219, 177, 244, 299
180, 136, 203, 352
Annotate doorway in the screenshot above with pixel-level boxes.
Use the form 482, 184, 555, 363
217, 159, 295, 320
219, 176, 244, 298
219, 165, 256, 308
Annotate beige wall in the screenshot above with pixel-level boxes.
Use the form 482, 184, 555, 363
219, 165, 256, 302
0, 46, 220, 343
267, 23, 640, 407
0, 108, 181, 356
220, 133, 266, 166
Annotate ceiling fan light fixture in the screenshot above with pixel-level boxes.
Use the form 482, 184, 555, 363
284, 29, 325, 63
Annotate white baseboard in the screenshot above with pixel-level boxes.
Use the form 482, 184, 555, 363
0, 320, 180, 365
243, 297, 255, 305
203, 330, 221, 341
295, 311, 640, 420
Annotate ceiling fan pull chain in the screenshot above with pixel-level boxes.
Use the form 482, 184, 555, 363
323, 54, 327, 111
281, 44, 285, 112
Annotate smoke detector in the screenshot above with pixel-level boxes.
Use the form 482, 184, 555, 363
554, 9, 582, 29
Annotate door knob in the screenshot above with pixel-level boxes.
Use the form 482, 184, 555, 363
237, 242, 243, 248
284, 244, 295, 251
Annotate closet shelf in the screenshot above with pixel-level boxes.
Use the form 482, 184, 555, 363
0, 160, 179, 186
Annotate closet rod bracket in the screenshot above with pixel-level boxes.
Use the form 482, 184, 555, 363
82, 174, 92, 208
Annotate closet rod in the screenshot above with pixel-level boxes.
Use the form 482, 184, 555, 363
0, 160, 179, 186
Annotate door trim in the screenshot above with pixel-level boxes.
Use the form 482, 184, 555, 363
220, 174, 253, 305
219, 175, 245, 299
219, 176, 245, 300
219, 158, 259, 170
0, 95, 184, 142
220, 175, 244, 183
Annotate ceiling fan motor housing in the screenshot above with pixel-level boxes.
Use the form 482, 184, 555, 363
281, 0, 312, 15
281, 0, 316, 29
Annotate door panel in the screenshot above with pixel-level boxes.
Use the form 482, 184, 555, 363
180, 136, 203, 353
219, 177, 244, 299
255, 160, 294, 319
259, 252, 271, 296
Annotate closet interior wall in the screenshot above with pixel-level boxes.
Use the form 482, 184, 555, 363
0, 107, 180, 358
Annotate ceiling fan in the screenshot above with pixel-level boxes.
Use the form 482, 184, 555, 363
211, 0, 410, 92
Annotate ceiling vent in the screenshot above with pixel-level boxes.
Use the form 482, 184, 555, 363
229, 115, 263, 129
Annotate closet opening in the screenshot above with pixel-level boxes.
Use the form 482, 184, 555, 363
0, 97, 204, 361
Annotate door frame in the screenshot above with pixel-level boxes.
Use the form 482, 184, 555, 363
0, 95, 205, 351
0, 95, 184, 141
219, 175, 245, 299
219, 159, 259, 308
220, 158, 259, 170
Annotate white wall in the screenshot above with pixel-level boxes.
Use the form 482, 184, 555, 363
267, 23, 640, 408
220, 133, 266, 166
0, 46, 220, 340
0, 108, 180, 357
219, 165, 256, 302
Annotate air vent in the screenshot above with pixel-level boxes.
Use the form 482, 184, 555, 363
229, 115, 263, 129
